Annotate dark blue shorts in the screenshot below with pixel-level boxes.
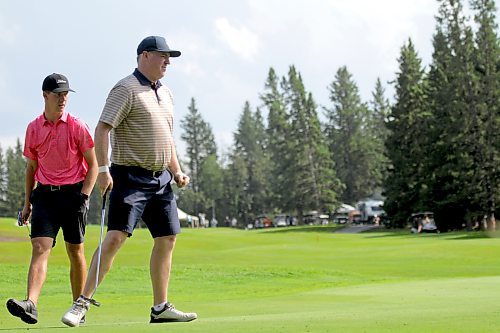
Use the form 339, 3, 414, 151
107, 164, 181, 238
30, 183, 87, 245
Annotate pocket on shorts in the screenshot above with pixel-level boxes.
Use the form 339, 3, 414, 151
29, 188, 39, 204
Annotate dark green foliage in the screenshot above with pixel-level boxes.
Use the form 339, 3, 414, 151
324, 66, 378, 205
231, 101, 272, 223
280, 66, 341, 220
5, 139, 25, 216
261, 68, 291, 212
179, 98, 218, 216
384, 40, 431, 227
0, 145, 8, 216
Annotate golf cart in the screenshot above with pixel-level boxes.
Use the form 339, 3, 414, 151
410, 212, 439, 233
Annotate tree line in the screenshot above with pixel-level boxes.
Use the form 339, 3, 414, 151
1, 0, 498, 230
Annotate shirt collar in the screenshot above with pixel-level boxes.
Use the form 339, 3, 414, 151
40, 111, 68, 125
133, 69, 162, 90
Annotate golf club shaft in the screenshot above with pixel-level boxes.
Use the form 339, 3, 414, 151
92, 191, 107, 297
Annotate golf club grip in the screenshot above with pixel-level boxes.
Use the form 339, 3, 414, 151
102, 189, 109, 207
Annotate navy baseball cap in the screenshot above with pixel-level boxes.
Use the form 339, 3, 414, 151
42, 73, 75, 93
137, 36, 181, 57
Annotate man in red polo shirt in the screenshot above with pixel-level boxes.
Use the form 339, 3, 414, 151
6, 73, 98, 325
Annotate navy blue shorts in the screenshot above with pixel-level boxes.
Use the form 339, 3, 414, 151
107, 164, 181, 238
30, 183, 87, 245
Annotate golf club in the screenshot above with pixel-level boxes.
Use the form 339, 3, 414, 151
90, 190, 108, 302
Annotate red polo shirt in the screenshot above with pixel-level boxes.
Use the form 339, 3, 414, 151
24, 112, 94, 185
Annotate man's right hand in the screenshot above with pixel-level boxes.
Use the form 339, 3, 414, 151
97, 172, 113, 195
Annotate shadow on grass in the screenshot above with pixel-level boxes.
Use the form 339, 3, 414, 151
443, 232, 497, 240
0, 327, 68, 331
257, 225, 342, 234
365, 230, 497, 240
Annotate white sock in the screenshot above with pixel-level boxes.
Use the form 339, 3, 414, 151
153, 301, 168, 312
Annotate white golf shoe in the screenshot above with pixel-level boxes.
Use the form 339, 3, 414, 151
61, 298, 90, 327
150, 302, 197, 323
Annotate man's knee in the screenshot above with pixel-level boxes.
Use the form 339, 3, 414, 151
66, 243, 86, 261
154, 235, 176, 251
104, 231, 128, 250
31, 237, 53, 255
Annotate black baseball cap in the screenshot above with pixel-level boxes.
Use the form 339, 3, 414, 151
137, 36, 181, 57
42, 73, 75, 93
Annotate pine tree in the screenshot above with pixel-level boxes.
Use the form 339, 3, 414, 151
232, 101, 272, 221
223, 153, 249, 225
384, 40, 430, 226
368, 78, 391, 186
260, 67, 291, 211
324, 66, 375, 205
284, 66, 340, 220
427, 0, 479, 229
469, 0, 499, 229
198, 154, 224, 221
0, 144, 8, 216
6, 139, 25, 216
179, 97, 217, 215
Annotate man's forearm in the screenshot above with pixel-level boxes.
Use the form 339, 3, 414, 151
95, 122, 112, 167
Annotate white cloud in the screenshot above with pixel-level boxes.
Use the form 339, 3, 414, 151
0, 16, 20, 45
214, 17, 260, 62
177, 61, 204, 77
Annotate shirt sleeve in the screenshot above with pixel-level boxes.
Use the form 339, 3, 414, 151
99, 84, 131, 128
23, 123, 37, 160
77, 121, 95, 153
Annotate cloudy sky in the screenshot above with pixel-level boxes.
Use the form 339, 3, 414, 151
0, 0, 495, 159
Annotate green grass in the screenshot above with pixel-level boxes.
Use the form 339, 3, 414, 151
1, 218, 500, 332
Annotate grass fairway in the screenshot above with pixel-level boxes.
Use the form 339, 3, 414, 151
1, 218, 500, 332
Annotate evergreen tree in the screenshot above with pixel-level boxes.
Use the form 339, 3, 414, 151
324, 66, 375, 205
222, 153, 249, 225
198, 154, 224, 221
180, 97, 217, 215
427, 0, 479, 229
469, 0, 499, 229
384, 40, 430, 226
368, 78, 391, 186
0, 144, 8, 216
6, 139, 25, 216
232, 101, 272, 221
260, 67, 291, 211
284, 66, 340, 220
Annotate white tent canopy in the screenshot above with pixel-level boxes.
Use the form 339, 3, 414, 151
336, 203, 356, 213
177, 208, 199, 222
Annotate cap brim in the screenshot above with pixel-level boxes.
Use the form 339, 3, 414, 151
157, 50, 181, 57
168, 50, 181, 57
52, 88, 75, 93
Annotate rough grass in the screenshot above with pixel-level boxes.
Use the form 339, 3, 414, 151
1, 218, 500, 332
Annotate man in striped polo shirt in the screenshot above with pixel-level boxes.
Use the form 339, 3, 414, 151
7, 73, 98, 325
62, 36, 197, 326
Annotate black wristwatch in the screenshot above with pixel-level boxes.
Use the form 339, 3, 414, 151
80, 193, 89, 200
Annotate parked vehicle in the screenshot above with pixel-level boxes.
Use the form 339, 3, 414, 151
254, 215, 273, 228
332, 203, 356, 224
348, 210, 362, 224
304, 211, 329, 225
273, 214, 288, 227
409, 212, 439, 233
357, 199, 385, 223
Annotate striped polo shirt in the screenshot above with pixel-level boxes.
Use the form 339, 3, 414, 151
99, 69, 175, 171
